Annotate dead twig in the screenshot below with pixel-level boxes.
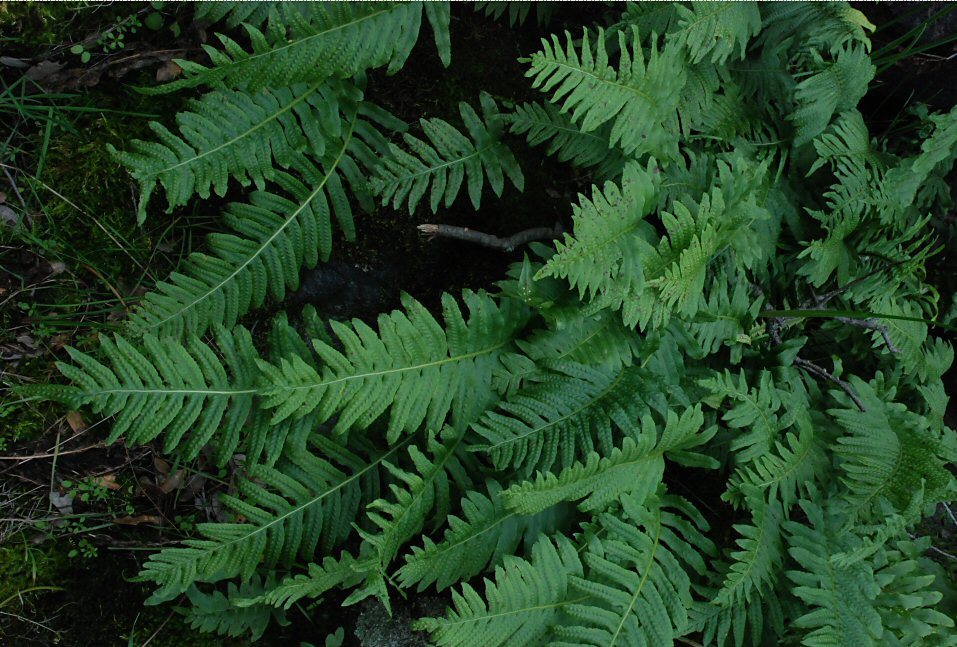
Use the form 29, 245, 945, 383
834, 316, 899, 352
418, 222, 563, 252
794, 357, 866, 412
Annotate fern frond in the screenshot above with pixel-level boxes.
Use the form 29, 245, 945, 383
127, 100, 401, 338
507, 101, 626, 180
758, 1, 874, 57
238, 551, 363, 610
152, 2, 450, 94
554, 493, 715, 647
537, 160, 659, 308
526, 26, 684, 160
397, 481, 569, 592
784, 497, 955, 646
671, 2, 761, 65
830, 377, 953, 519
711, 493, 784, 611
372, 92, 523, 213
183, 577, 285, 640
474, 1, 555, 27
139, 435, 400, 603
359, 429, 470, 573
258, 291, 530, 442
725, 415, 828, 511
501, 407, 711, 515
415, 534, 583, 647
789, 45, 874, 146
471, 363, 658, 475
701, 369, 791, 464
27, 327, 257, 465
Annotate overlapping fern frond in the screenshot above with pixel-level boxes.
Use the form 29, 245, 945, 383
28, 326, 258, 465
126, 95, 401, 338
553, 493, 715, 647
526, 26, 685, 160
372, 92, 523, 213
501, 407, 713, 515
111, 81, 400, 223
507, 101, 626, 181
397, 481, 569, 592
140, 434, 398, 603
415, 534, 583, 647
151, 2, 451, 94
258, 291, 530, 442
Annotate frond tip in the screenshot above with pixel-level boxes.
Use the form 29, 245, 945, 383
373, 92, 523, 213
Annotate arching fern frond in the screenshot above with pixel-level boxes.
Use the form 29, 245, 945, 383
151, 2, 451, 94
471, 363, 663, 476
537, 160, 659, 309
501, 407, 712, 515
397, 481, 570, 592
553, 493, 715, 647
258, 291, 530, 442
789, 45, 874, 146
415, 534, 583, 647
139, 435, 399, 603
126, 100, 401, 338
358, 429, 470, 574
671, 2, 761, 65
25, 326, 258, 466
111, 81, 401, 223
507, 101, 626, 181
830, 377, 954, 520
372, 92, 523, 213
526, 26, 685, 160
237, 551, 363, 611
183, 577, 285, 641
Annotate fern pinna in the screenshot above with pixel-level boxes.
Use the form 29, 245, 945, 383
25, 2, 957, 645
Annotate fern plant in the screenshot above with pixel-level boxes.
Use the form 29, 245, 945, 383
23, 2, 957, 645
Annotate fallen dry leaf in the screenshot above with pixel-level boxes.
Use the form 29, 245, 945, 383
153, 456, 171, 475
92, 474, 122, 491
113, 514, 163, 526
155, 60, 182, 82
159, 469, 184, 494
65, 411, 87, 433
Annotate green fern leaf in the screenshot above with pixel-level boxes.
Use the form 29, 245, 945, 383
258, 291, 530, 442
671, 2, 761, 65
526, 26, 685, 160
237, 552, 363, 610
397, 481, 570, 592
29, 327, 257, 465
501, 407, 711, 515
554, 493, 715, 647
507, 101, 626, 180
471, 363, 662, 475
414, 534, 583, 647
182, 577, 285, 640
126, 100, 401, 338
372, 92, 523, 213
151, 2, 450, 94
139, 435, 401, 603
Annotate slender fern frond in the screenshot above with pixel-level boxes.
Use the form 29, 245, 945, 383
151, 2, 451, 94
139, 435, 398, 603
671, 2, 761, 65
526, 26, 685, 160
26, 327, 258, 465
126, 100, 401, 338
258, 291, 530, 442
415, 534, 583, 647
183, 577, 285, 641
397, 481, 570, 592
238, 552, 363, 611
501, 407, 712, 515
553, 493, 715, 647
372, 92, 523, 213
507, 101, 626, 180
471, 363, 660, 476
111, 81, 399, 223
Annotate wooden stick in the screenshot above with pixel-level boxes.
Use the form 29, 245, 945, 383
417, 222, 563, 252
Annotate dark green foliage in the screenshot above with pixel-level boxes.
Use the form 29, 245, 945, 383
26, 1, 957, 644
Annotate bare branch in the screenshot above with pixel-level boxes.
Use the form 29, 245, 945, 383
794, 356, 866, 411
418, 222, 563, 252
